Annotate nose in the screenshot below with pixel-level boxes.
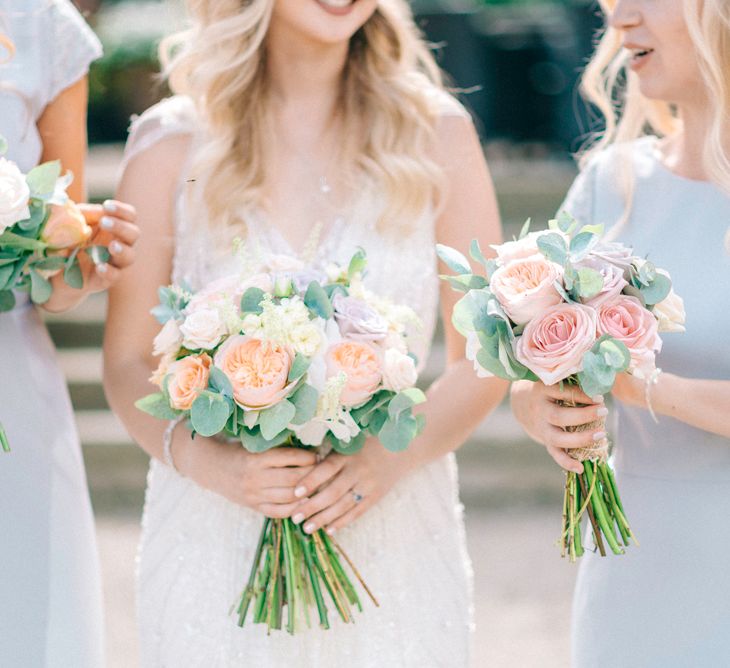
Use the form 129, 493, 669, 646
609, 0, 642, 30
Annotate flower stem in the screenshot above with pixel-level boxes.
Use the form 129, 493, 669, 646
584, 462, 624, 555
577, 469, 607, 557
327, 533, 379, 608
282, 519, 297, 635
0, 423, 10, 453
301, 529, 330, 630
236, 516, 271, 627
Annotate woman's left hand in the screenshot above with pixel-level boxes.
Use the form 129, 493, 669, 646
290, 438, 414, 535
611, 371, 649, 409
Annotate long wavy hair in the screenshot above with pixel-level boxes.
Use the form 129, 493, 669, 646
580, 0, 730, 199
160, 0, 448, 235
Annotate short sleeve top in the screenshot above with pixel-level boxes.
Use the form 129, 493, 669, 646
0, 0, 102, 172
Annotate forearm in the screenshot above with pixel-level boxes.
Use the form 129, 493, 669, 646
653, 373, 730, 439
405, 359, 508, 472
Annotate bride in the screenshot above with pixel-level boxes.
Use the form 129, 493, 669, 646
104, 1, 505, 665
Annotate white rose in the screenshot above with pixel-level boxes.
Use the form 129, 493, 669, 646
382, 348, 418, 392
382, 331, 407, 354
654, 288, 686, 333
289, 323, 323, 357
0, 157, 31, 233
180, 308, 227, 350
152, 319, 183, 357
241, 313, 262, 335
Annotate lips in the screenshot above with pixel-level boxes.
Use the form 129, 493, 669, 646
625, 44, 655, 67
318, 0, 354, 8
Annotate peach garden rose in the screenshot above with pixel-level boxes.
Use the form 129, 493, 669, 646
42, 201, 93, 249
515, 302, 598, 385
325, 340, 382, 407
167, 353, 212, 411
490, 255, 564, 325
214, 335, 296, 410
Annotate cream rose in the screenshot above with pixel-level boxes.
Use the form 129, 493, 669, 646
153, 319, 183, 357
0, 157, 30, 233
382, 348, 418, 392
596, 296, 662, 378
491, 230, 568, 265
167, 354, 211, 410
490, 255, 564, 325
515, 303, 598, 385
653, 288, 685, 333
214, 335, 296, 410
325, 340, 382, 407
42, 201, 93, 249
180, 308, 227, 350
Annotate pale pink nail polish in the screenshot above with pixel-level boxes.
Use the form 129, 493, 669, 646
592, 395, 605, 403
593, 431, 607, 442
110, 240, 123, 255
292, 513, 304, 525
294, 486, 306, 498
103, 200, 117, 213
304, 523, 315, 534
326, 528, 335, 536
597, 406, 609, 417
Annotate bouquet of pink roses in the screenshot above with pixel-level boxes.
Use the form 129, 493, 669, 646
137, 249, 426, 632
0, 137, 109, 452
438, 213, 684, 560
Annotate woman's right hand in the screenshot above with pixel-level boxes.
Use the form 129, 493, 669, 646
510, 380, 609, 474
174, 436, 317, 517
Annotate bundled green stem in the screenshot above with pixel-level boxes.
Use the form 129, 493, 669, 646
235, 518, 378, 634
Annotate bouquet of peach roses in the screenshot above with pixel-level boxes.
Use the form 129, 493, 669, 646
0, 137, 109, 452
137, 249, 426, 633
438, 213, 684, 561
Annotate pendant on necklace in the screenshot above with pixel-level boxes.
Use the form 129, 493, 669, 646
319, 175, 332, 195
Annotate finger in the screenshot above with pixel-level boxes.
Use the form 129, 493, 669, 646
78, 203, 104, 226
265, 448, 318, 468
102, 199, 137, 222
292, 469, 357, 529
546, 445, 584, 474
106, 241, 136, 269
93, 262, 120, 288
303, 491, 358, 535
260, 466, 315, 488
327, 502, 368, 533
544, 383, 600, 406
546, 425, 606, 451
99, 218, 141, 246
260, 487, 299, 505
547, 403, 608, 429
293, 456, 346, 499
257, 501, 301, 519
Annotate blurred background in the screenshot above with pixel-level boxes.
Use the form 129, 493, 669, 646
50, 1, 606, 665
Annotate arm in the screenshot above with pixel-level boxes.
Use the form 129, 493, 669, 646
103, 138, 316, 516
288, 114, 509, 535
36, 77, 138, 313
612, 372, 730, 439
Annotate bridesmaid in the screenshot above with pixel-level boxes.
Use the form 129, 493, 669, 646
0, 1, 138, 665
511, 1, 730, 666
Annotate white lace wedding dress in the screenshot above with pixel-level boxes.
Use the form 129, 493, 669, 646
124, 95, 474, 667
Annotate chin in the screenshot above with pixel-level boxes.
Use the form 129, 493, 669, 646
272, 0, 378, 47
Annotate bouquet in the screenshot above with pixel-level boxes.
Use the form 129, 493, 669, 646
437, 213, 684, 561
137, 250, 426, 632
0, 137, 109, 452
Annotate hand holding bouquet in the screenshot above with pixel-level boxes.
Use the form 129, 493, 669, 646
438, 213, 684, 560
137, 250, 426, 632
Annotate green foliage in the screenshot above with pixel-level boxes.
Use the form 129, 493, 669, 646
241, 287, 265, 315
135, 392, 180, 420
577, 336, 631, 397
190, 391, 233, 437
304, 281, 333, 320
436, 244, 472, 275
259, 400, 296, 441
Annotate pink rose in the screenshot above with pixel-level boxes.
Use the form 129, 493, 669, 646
490, 255, 564, 325
214, 335, 296, 410
515, 303, 598, 385
326, 340, 382, 407
576, 258, 628, 307
167, 353, 212, 411
596, 296, 662, 377
491, 230, 568, 265
186, 273, 272, 313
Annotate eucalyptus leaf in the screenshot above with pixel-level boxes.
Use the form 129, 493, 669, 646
441, 273, 489, 293
63, 257, 83, 290
209, 366, 234, 397
29, 269, 52, 304
0, 136, 7, 155
134, 392, 179, 420
597, 337, 631, 371
0, 264, 14, 291
569, 232, 598, 260
351, 390, 393, 426
622, 284, 646, 306
26, 161, 61, 199
259, 399, 296, 441
555, 211, 578, 235
367, 408, 388, 435
17, 201, 47, 232
518, 218, 532, 240
328, 430, 366, 455
451, 288, 491, 336
0, 230, 46, 252
86, 245, 111, 265
0, 290, 16, 312
304, 281, 333, 319
578, 224, 605, 237
436, 244, 471, 275
577, 351, 616, 397
387, 388, 427, 419
241, 287, 265, 315
347, 247, 367, 278
469, 238, 489, 267
537, 232, 568, 266
287, 353, 311, 383
379, 414, 418, 452
191, 391, 232, 437
240, 426, 291, 453
290, 384, 318, 425
34, 256, 66, 272
574, 267, 604, 300
640, 272, 671, 306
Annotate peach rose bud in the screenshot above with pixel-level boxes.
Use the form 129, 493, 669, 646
214, 335, 295, 410
42, 201, 93, 249
490, 255, 564, 325
326, 340, 382, 407
167, 353, 212, 411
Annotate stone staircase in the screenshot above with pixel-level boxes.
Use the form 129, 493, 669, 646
47, 146, 578, 516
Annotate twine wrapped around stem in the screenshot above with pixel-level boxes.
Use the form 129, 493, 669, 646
556, 398, 608, 463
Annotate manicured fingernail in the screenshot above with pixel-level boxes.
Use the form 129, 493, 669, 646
294, 486, 307, 498
109, 240, 123, 255
592, 395, 604, 403
304, 523, 315, 534
96, 263, 108, 274
326, 527, 335, 536
597, 406, 609, 417
593, 431, 606, 442
292, 513, 304, 525
103, 200, 117, 213
101, 216, 114, 230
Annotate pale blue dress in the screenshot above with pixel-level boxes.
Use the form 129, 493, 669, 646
0, 2, 104, 665
560, 136, 730, 667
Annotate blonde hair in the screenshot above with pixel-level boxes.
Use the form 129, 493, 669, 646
580, 0, 730, 197
160, 0, 447, 235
